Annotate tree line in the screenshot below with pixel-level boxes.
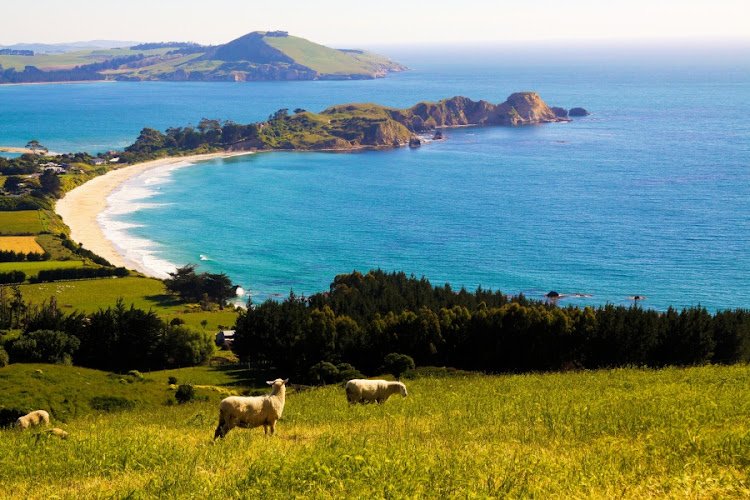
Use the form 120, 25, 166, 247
0, 296, 215, 371
232, 270, 750, 381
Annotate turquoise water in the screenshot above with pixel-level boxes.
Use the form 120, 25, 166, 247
2, 48, 749, 310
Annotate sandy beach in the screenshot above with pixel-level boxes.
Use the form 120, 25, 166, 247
56, 152, 246, 272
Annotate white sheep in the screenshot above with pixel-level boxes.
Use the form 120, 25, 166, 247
214, 378, 288, 439
14, 410, 50, 430
345, 379, 408, 404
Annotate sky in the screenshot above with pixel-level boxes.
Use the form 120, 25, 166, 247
1, 0, 749, 47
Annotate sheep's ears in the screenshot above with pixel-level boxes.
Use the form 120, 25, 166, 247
266, 380, 274, 385
282, 378, 289, 385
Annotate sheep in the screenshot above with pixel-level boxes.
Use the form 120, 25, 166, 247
345, 379, 408, 404
14, 410, 50, 430
44, 428, 69, 439
214, 378, 288, 439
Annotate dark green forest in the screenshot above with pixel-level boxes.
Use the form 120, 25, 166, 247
232, 270, 750, 381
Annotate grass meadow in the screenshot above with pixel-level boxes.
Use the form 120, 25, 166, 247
0, 260, 84, 278
17, 276, 239, 330
0, 364, 748, 498
0, 210, 45, 234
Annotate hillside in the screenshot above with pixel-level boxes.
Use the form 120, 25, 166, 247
0, 31, 407, 83
1, 364, 748, 498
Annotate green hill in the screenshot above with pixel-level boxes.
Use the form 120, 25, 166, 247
0, 31, 407, 83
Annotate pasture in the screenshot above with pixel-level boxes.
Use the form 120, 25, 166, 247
0, 210, 44, 234
0, 260, 83, 278
0, 236, 44, 254
18, 276, 239, 330
0, 364, 747, 498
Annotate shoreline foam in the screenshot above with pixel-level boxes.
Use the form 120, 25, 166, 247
56, 152, 249, 276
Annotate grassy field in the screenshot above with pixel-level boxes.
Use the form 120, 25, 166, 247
0, 260, 83, 277
17, 276, 239, 330
0, 236, 44, 253
0, 48, 171, 71
0, 210, 44, 234
0, 364, 747, 498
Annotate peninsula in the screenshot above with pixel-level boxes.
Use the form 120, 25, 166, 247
122, 92, 572, 160
0, 31, 407, 84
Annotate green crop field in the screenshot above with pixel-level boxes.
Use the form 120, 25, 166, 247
0, 260, 83, 278
0, 364, 748, 498
0, 210, 44, 234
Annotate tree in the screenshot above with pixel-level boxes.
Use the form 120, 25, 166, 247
25, 140, 48, 155
161, 325, 216, 366
3, 175, 23, 193
39, 170, 62, 197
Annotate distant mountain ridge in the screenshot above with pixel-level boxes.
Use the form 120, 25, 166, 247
0, 31, 407, 84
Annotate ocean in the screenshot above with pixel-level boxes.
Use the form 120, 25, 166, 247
2, 44, 749, 310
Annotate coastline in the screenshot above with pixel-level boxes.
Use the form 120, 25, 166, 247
55, 152, 248, 274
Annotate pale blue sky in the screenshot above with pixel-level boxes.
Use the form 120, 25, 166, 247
2, 0, 748, 46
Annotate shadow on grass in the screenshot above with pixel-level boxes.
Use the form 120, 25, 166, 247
144, 294, 183, 308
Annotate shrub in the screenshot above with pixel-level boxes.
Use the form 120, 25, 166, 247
309, 361, 339, 385
126, 370, 144, 380
0, 346, 8, 367
168, 376, 178, 385
162, 325, 216, 367
90, 396, 136, 412
7, 329, 79, 365
336, 362, 364, 381
383, 353, 415, 379
170, 317, 185, 326
175, 384, 196, 404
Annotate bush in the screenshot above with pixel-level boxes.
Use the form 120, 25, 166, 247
175, 384, 196, 404
336, 362, 364, 382
168, 376, 178, 385
7, 329, 79, 365
90, 396, 136, 412
170, 318, 185, 326
0, 346, 8, 367
309, 361, 339, 385
127, 370, 144, 380
162, 325, 216, 367
383, 353, 415, 379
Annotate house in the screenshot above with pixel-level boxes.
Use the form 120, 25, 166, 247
215, 330, 236, 348
91, 158, 106, 166
42, 166, 65, 173
109, 157, 120, 163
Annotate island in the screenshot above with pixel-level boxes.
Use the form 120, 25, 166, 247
0, 31, 407, 84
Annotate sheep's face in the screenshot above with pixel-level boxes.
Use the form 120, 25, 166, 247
399, 384, 408, 397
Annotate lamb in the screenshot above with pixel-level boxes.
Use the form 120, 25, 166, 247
214, 378, 288, 439
345, 379, 408, 404
44, 428, 69, 439
14, 410, 50, 430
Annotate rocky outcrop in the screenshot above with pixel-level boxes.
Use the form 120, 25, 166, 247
382, 92, 570, 133
551, 106, 568, 118
409, 136, 421, 148
569, 107, 590, 117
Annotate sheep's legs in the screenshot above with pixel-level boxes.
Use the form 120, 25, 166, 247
263, 421, 276, 436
